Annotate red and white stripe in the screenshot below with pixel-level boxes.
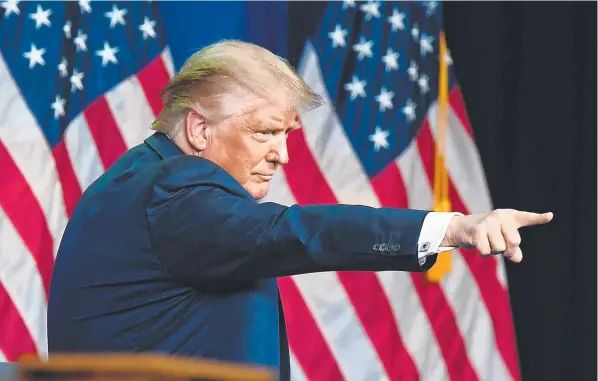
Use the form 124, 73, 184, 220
263, 42, 520, 381
0, 48, 174, 361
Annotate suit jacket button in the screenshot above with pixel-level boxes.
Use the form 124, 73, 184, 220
373, 244, 380, 252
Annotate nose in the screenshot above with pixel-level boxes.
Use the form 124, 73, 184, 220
274, 136, 289, 165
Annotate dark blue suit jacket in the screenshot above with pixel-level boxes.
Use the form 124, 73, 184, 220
47, 132, 437, 380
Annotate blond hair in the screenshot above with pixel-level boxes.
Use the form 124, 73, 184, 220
151, 40, 323, 134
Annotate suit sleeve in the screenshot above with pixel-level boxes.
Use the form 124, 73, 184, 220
146, 182, 437, 284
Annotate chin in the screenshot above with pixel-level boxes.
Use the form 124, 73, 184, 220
247, 184, 270, 200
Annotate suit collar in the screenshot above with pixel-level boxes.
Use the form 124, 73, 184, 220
145, 132, 184, 159
145, 131, 258, 202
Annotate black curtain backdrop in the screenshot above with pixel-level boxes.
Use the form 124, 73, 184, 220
443, 2, 596, 381
288, 2, 596, 381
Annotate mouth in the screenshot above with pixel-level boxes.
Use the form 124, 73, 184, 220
254, 174, 274, 181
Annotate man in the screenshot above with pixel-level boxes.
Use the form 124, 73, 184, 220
47, 41, 552, 380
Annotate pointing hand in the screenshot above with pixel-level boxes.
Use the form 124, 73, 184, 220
441, 209, 553, 263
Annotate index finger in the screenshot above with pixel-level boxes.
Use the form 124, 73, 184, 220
514, 211, 553, 227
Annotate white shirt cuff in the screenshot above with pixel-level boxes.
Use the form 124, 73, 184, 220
417, 212, 463, 258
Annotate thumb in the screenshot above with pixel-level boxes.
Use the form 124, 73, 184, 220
514, 211, 553, 228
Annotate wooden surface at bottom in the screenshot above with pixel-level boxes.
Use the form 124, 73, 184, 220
16, 354, 275, 381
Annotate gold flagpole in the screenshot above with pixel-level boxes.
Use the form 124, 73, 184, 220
425, 31, 452, 283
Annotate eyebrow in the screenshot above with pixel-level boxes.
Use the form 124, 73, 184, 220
262, 118, 299, 131
269, 122, 300, 132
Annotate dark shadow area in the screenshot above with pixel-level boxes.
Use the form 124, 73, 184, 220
443, 2, 597, 380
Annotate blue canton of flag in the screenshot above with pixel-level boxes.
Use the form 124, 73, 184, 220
0, 0, 165, 148
310, 0, 454, 177
0, 0, 172, 361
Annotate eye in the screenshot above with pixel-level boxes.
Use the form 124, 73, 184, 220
255, 132, 270, 139
257, 130, 279, 137
253, 131, 273, 142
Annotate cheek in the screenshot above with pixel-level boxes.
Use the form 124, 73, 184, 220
204, 140, 246, 178
243, 139, 270, 168
222, 134, 253, 175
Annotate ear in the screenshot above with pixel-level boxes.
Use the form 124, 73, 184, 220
184, 109, 208, 152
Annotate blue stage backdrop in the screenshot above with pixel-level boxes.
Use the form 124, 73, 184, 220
158, 1, 289, 70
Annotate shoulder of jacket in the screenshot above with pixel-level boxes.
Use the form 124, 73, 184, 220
152, 156, 253, 200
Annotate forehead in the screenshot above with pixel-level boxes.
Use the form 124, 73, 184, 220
250, 104, 299, 127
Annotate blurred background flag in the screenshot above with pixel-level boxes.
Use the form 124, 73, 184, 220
0, 0, 174, 361
263, 1, 521, 381
0, 1, 521, 381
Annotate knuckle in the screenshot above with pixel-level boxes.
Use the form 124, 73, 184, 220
490, 237, 506, 251
479, 247, 491, 256
475, 221, 487, 234
475, 228, 485, 242
508, 235, 522, 246
486, 215, 499, 226
493, 208, 513, 221
475, 237, 490, 256
504, 229, 521, 245
491, 209, 505, 218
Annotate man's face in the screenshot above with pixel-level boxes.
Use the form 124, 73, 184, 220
201, 104, 298, 200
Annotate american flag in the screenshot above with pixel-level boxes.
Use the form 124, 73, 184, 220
0, 1, 520, 381
264, 2, 521, 381
0, 0, 174, 361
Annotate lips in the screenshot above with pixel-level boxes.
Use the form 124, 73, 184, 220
254, 174, 274, 181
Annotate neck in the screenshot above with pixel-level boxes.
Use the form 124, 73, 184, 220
168, 131, 197, 156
